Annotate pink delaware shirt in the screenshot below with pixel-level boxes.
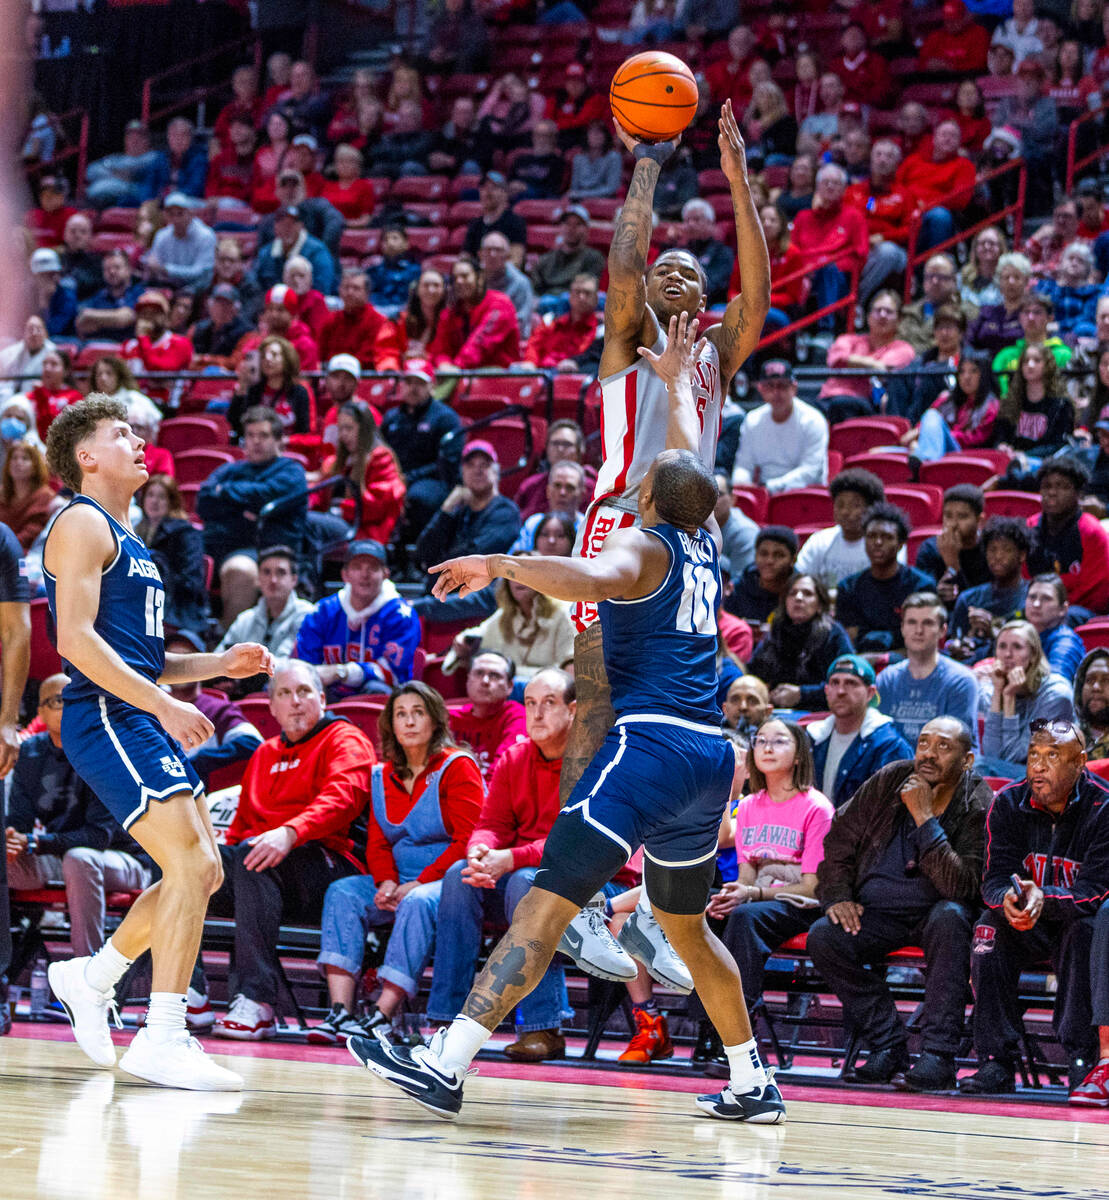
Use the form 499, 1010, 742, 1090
734, 787, 835, 876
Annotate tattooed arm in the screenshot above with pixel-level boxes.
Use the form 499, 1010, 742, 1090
706, 100, 770, 386
430, 528, 667, 604
600, 126, 678, 378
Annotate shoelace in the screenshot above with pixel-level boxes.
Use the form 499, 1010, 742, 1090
585, 906, 621, 947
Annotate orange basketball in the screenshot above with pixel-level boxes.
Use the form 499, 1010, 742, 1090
609, 51, 699, 144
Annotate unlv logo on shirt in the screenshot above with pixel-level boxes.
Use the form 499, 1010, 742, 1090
692, 358, 718, 432
1022, 851, 1081, 889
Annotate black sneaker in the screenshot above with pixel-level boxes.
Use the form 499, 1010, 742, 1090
959, 1059, 1015, 1094
893, 1051, 957, 1093
854, 1046, 911, 1084
307, 1003, 365, 1046
695, 1074, 786, 1124
356, 1006, 394, 1038
348, 1027, 466, 1120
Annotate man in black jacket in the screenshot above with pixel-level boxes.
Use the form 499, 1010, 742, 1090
809, 717, 991, 1091
4, 674, 151, 959
962, 720, 1109, 1104
381, 365, 463, 565
415, 441, 520, 584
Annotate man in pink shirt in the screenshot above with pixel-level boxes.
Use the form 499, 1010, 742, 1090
448, 651, 527, 779
818, 290, 916, 421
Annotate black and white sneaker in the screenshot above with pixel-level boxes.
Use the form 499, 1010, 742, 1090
307, 1004, 367, 1046
695, 1075, 787, 1124
348, 1027, 466, 1120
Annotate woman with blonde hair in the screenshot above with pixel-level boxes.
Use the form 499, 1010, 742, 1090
960, 226, 1007, 308
444, 548, 576, 686
0, 439, 59, 551
312, 681, 483, 1043
981, 619, 1075, 774
744, 82, 798, 164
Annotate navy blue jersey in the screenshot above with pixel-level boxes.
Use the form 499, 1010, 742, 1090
0, 522, 30, 603
599, 524, 721, 724
44, 496, 166, 702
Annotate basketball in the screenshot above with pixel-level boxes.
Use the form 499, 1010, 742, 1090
610, 51, 699, 144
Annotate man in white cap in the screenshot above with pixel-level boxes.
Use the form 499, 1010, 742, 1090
146, 193, 217, 290
30, 247, 76, 338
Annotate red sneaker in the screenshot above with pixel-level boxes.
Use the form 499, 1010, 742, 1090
1070, 1059, 1109, 1107
618, 1009, 673, 1064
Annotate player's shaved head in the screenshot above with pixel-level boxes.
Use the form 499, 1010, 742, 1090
647, 449, 717, 529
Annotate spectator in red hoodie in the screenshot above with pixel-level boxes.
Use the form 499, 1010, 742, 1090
520, 274, 600, 370
449, 650, 528, 779
316, 398, 406, 545
22, 347, 82, 441
428, 257, 521, 370
846, 139, 920, 307
318, 269, 401, 371
705, 26, 761, 111
545, 63, 607, 150
832, 23, 893, 107
1027, 456, 1109, 616
320, 143, 376, 226
918, 0, 991, 73
209, 658, 376, 1040
26, 175, 76, 245
205, 117, 258, 207
257, 284, 319, 372
121, 290, 194, 404
896, 120, 978, 254
792, 163, 869, 330
213, 65, 262, 148
281, 255, 330, 341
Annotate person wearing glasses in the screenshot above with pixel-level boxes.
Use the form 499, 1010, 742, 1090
808, 716, 991, 1092
963, 718, 1109, 1106
3, 673, 152, 961
980, 619, 1075, 779
897, 253, 979, 357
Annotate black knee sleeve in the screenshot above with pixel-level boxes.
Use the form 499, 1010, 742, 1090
533, 811, 629, 908
645, 854, 716, 916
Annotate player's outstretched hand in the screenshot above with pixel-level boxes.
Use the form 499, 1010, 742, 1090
157, 695, 215, 752
219, 642, 276, 679
637, 310, 705, 388
717, 99, 749, 183
429, 555, 494, 600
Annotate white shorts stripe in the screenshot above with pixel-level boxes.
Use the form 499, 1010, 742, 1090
616, 713, 722, 737
563, 724, 633, 857
99, 696, 144, 786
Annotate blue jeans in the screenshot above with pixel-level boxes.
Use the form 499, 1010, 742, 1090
318, 873, 442, 999
426, 862, 570, 1031
974, 753, 1026, 780
811, 265, 849, 330
916, 408, 960, 461
918, 206, 955, 253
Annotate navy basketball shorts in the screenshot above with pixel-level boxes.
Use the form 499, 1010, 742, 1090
535, 715, 734, 907
62, 695, 204, 831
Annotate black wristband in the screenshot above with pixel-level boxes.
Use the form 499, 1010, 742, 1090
633, 141, 675, 166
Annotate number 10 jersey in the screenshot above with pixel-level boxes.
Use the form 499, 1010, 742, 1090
598, 523, 722, 726
44, 494, 167, 702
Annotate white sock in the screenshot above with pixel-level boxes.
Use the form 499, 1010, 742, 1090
636, 889, 653, 917
145, 992, 188, 1041
435, 1015, 491, 1076
83, 938, 133, 994
724, 1037, 767, 1093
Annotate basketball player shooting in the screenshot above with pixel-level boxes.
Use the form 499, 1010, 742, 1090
563, 98, 769, 805
349, 315, 785, 1126
41, 396, 274, 1091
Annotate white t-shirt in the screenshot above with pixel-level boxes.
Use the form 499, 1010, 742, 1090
731, 399, 829, 495
796, 525, 909, 592
821, 729, 858, 798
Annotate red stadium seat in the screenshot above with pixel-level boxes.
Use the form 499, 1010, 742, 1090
885, 484, 943, 526
827, 449, 843, 478
906, 525, 942, 565
406, 227, 449, 254
367, 177, 393, 201
919, 457, 997, 489
390, 176, 450, 202
767, 487, 834, 527
97, 207, 138, 232
732, 486, 768, 524
514, 199, 564, 223
953, 449, 1011, 474
580, 197, 621, 220
179, 482, 202, 515
984, 490, 1041, 518
340, 228, 380, 257
236, 693, 280, 740
526, 224, 561, 251
828, 417, 911, 458
449, 174, 482, 199
329, 697, 387, 753
174, 449, 235, 485
463, 376, 543, 410
1078, 622, 1109, 651
842, 452, 913, 484
468, 416, 546, 479
404, 202, 449, 225
90, 232, 136, 255
158, 415, 231, 453
29, 598, 62, 681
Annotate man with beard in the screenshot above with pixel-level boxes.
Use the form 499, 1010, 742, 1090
1075, 649, 1109, 759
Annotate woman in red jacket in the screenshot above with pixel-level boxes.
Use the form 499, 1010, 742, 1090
316, 401, 406, 544
311, 682, 484, 1044
25, 348, 82, 441
427, 257, 521, 370
321, 143, 377, 227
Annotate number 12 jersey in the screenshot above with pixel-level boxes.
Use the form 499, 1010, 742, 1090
44, 494, 167, 702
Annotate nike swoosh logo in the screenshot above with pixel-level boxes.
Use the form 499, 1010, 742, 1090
561, 926, 583, 953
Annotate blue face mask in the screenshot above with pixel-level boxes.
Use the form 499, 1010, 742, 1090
1, 418, 27, 441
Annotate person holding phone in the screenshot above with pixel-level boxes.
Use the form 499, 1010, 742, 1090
963, 719, 1109, 1105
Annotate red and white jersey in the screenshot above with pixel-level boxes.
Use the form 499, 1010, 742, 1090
593, 332, 723, 512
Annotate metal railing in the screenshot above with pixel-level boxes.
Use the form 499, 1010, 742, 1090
903, 157, 1028, 302
140, 36, 261, 127
756, 250, 862, 348
1065, 101, 1109, 193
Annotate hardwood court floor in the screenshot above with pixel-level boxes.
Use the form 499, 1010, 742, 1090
1, 1035, 1107, 1200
